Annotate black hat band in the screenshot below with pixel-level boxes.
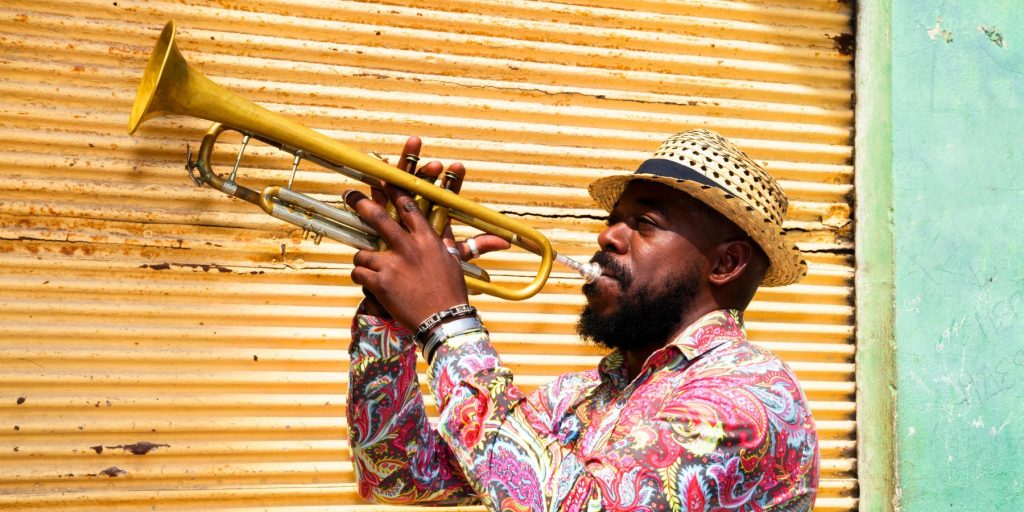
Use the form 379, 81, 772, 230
635, 158, 730, 194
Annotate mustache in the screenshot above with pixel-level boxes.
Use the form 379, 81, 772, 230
588, 251, 632, 289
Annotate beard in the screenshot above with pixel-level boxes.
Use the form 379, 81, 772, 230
576, 251, 700, 353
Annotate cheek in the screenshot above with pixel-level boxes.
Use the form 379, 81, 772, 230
630, 243, 705, 288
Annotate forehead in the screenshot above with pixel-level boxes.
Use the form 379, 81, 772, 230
612, 181, 701, 217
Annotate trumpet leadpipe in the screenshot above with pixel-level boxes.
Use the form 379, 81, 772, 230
446, 209, 600, 283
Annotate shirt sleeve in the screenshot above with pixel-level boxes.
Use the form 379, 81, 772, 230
427, 333, 818, 511
346, 310, 478, 505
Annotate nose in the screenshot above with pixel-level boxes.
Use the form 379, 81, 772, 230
597, 220, 630, 254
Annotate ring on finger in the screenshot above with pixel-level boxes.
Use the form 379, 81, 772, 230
466, 237, 481, 259
446, 246, 460, 257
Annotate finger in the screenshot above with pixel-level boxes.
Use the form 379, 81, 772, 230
435, 163, 467, 245
412, 161, 445, 217
398, 137, 422, 173
370, 184, 388, 205
352, 249, 383, 271
383, 183, 432, 236
458, 234, 512, 260
440, 224, 457, 247
415, 160, 444, 184
385, 137, 422, 217
350, 265, 380, 291
345, 189, 409, 246
441, 162, 466, 194
474, 234, 512, 253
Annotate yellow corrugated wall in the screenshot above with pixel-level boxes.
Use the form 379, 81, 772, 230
0, 0, 856, 510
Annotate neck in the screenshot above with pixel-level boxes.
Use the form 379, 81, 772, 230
622, 349, 653, 382
620, 306, 716, 381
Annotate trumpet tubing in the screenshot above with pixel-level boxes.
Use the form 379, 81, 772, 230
129, 20, 599, 300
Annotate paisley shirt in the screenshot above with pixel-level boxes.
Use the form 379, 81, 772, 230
347, 308, 819, 511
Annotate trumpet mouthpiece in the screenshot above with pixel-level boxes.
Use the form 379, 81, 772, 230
578, 261, 601, 283
555, 254, 601, 283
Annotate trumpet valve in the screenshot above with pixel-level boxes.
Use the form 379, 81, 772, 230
300, 226, 324, 245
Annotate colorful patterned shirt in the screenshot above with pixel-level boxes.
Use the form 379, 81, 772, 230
347, 308, 819, 511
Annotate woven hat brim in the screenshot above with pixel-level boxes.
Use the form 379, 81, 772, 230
588, 174, 806, 287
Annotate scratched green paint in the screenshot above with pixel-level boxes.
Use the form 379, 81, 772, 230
892, 0, 1024, 508
854, 1, 896, 510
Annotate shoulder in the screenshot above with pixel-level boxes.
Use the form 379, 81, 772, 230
672, 340, 813, 426
682, 339, 807, 401
663, 340, 819, 506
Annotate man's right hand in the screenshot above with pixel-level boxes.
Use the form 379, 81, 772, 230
348, 136, 509, 323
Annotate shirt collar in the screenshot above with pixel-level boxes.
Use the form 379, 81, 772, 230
596, 309, 746, 385
669, 308, 746, 361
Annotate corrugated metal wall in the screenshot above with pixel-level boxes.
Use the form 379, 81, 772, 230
0, 0, 856, 510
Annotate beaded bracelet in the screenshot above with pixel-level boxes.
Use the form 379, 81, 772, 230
414, 304, 477, 346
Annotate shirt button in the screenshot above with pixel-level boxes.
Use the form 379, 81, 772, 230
614, 398, 626, 408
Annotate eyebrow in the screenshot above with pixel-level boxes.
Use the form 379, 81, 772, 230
630, 197, 670, 216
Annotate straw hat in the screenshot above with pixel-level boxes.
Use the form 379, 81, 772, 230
588, 129, 806, 287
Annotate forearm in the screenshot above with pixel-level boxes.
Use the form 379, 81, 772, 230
347, 312, 476, 504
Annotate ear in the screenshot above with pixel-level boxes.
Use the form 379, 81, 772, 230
708, 240, 753, 287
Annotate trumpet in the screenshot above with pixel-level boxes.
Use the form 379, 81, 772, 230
128, 20, 600, 301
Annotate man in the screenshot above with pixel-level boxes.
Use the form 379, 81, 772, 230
344, 129, 819, 510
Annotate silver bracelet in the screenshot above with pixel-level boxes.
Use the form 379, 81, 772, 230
415, 304, 476, 346
422, 315, 485, 363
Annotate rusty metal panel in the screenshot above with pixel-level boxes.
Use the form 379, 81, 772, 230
0, 0, 856, 510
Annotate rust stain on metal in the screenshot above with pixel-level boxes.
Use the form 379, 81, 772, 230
16, 397, 25, 405
140, 262, 233, 273
832, 33, 855, 56
98, 467, 127, 477
106, 442, 170, 455
60, 245, 96, 257
90, 445, 104, 454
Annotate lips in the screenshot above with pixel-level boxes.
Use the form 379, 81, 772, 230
584, 252, 629, 302
599, 267, 618, 282
582, 268, 622, 309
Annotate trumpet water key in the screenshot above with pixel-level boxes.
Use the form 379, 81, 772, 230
129, 20, 600, 300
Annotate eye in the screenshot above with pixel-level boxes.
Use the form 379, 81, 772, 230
637, 215, 658, 230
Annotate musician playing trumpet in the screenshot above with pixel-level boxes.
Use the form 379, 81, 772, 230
345, 130, 819, 511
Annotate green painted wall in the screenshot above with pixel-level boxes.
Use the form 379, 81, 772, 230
891, 0, 1024, 508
